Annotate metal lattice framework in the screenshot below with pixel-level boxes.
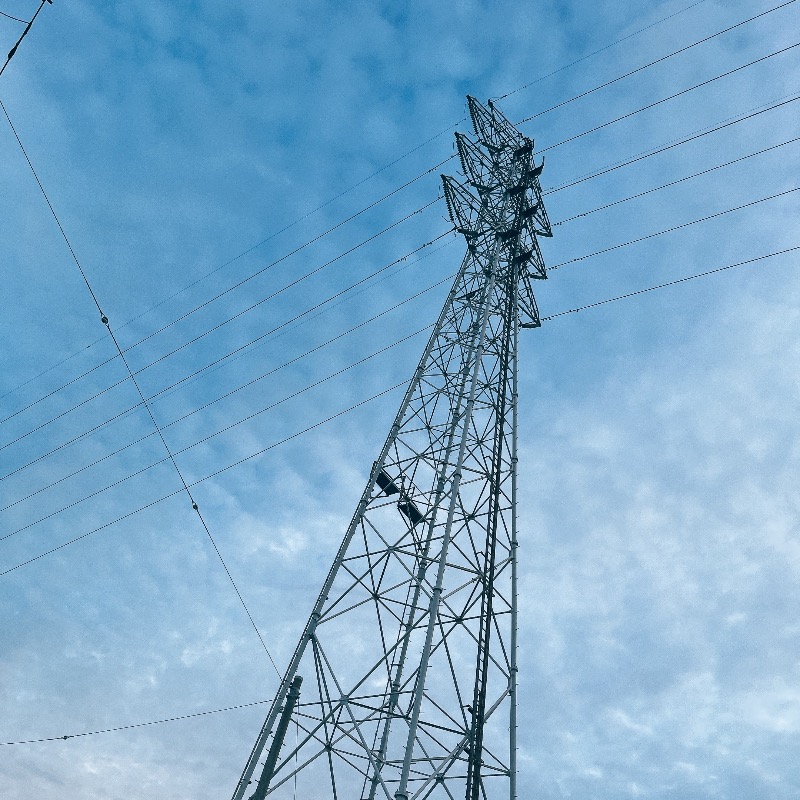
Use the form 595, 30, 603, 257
231, 96, 552, 800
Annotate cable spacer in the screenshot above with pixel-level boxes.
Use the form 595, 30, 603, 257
100, 315, 108, 325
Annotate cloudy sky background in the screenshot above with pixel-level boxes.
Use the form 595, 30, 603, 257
1, 0, 799, 797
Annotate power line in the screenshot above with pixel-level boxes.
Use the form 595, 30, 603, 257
0, 10, 29, 25
0, 380, 409, 578
2, 324, 435, 541
5, 183, 798, 525
552, 135, 800, 226
0, 197, 440, 438
524, 40, 800, 143
5, 175, 796, 474
0, 233, 455, 484
8, 125, 796, 485
495, 0, 710, 101
541, 246, 800, 321
523, 0, 797, 122
3, 250, 796, 754
6, 81, 795, 445
550, 186, 800, 271
0, 0, 714, 401
0, 698, 273, 747
4, 238, 796, 575
543, 91, 800, 196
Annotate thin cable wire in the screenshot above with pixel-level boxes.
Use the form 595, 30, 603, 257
541, 246, 800, 321
0, 380, 408, 578
2, 324, 435, 541
523, 41, 800, 141
0, 0, 756, 405
552, 135, 800, 227
543, 91, 800, 196
0, 233, 455, 483
8, 124, 794, 477
522, 0, 797, 122
0, 0, 48, 77
0, 698, 273, 746
0, 196, 441, 430
0, 10, 29, 24
1, 84, 281, 678
495, 0, 710, 101
7, 81, 795, 443
549, 186, 800, 271
6, 168, 797, 465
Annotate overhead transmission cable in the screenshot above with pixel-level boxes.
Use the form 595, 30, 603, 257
494, 0, 710, 100
5, 183, 797, 526
541, 246, 800, 322
521, 0, 797, 122
2, 240, 797, 579
0, 0, 774, 404
0, 192, 442, 429
1, 270, 456, 517
2, 322, 440, 542
0, 196, 440, 446
523, 41, 800, 136
543, 90, 800, 195
0, 10, 30, 25
0, 232, 456, 483
549, 186, 800, 271
0, 697, 274, 747
5, 129, 799, 510
0, 380, 410, 578
1, 82, 281, 678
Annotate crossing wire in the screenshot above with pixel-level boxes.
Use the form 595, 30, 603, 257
5, 179, 794, 515
1, 323, 437, 542
0, 195, 442, 430
0, 235, 456, 491
0, 380, 409, 578
5, 127, 797, 492
5, 92, 797, 463
2, 241, 796, 579
1, 81, 281, 679
1, 0, 789, 406
4, 129, 797, 478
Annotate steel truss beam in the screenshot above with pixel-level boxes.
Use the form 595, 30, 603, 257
231, 96, 552, 800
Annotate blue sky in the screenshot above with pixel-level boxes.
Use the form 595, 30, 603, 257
1, 0, 799, 798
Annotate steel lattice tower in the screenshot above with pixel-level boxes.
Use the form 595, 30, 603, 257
231, 96, 552, 800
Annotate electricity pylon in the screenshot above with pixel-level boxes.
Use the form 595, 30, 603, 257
231, 96, 552, 800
